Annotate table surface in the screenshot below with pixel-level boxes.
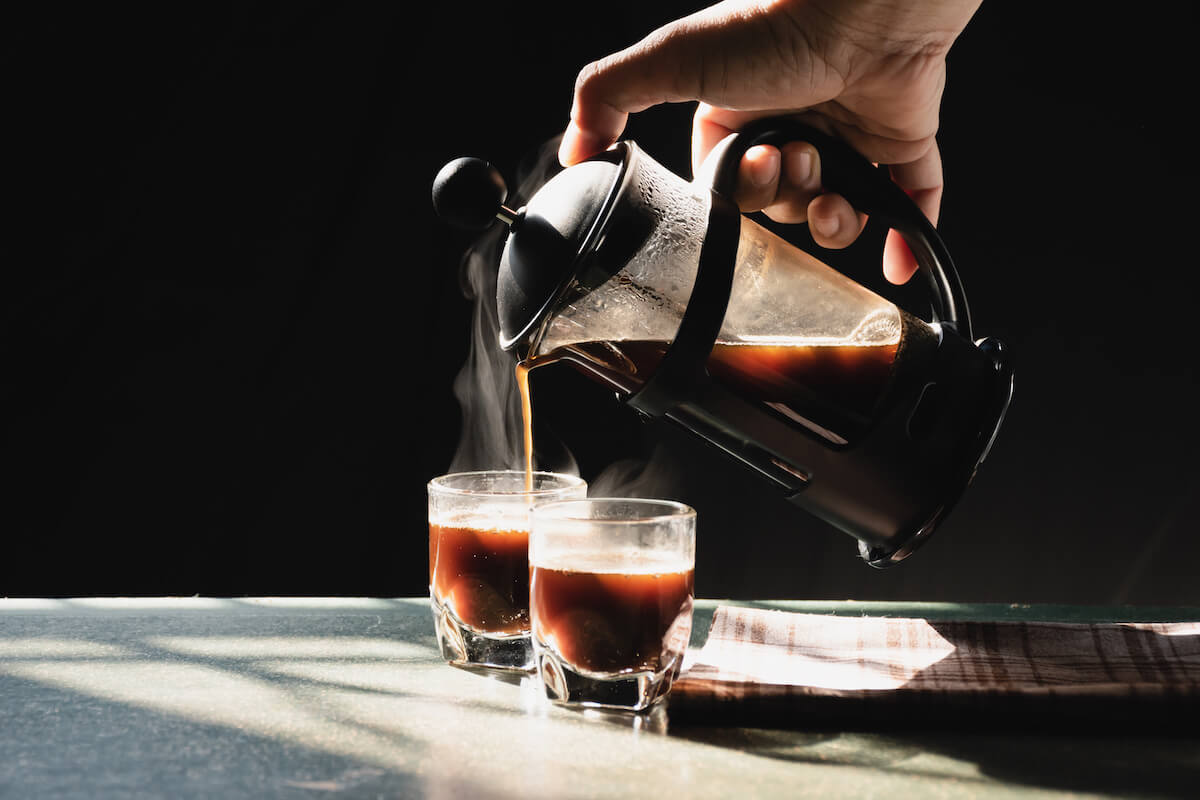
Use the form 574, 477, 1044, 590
2, 597, 1198, 800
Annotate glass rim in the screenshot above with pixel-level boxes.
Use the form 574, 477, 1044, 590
532, 496, 696, 524
428, 469, 586, 497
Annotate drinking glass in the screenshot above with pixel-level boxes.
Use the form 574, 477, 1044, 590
529, 498, 696, 710
428, 470, 587, 671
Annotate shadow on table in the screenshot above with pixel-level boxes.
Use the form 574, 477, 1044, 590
669, 615, 1200, 799
669, 723, 1200, 800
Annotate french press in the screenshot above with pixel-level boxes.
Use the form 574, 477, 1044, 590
432, 118, 1013, 566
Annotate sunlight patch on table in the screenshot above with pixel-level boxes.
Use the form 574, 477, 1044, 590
146, 636, 432, 660
0, 639, 137, 659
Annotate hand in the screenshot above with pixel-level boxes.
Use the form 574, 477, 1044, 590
558, 0, 982, 284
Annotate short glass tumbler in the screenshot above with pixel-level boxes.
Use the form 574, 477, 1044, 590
530, 498, 696, 711
428, 470, 587, 671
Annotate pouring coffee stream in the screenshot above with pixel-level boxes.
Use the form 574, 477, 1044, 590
433, 118, 1013, 567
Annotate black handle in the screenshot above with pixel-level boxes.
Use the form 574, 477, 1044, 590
707, 117, 972, 340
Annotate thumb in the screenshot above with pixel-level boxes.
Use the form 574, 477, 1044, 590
559, 4, 780, 166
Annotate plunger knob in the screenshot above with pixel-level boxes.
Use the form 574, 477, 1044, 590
432, 157, 519, 230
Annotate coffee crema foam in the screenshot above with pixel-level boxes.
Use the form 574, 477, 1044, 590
530, 551, 693, 575
433, 509, 530, 531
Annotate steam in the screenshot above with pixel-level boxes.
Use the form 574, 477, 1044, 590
446, 217, 524, 473
447, 136, 576, 477
586, 442, 685, 500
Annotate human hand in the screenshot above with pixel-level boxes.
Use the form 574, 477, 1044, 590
558, 0, 982, 284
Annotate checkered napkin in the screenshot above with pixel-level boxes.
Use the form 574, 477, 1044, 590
669, 606, 1200, 727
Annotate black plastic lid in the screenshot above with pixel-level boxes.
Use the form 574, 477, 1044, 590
497, 144, 644, 351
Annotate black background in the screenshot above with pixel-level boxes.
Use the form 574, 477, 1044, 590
5, 3, 1197, 603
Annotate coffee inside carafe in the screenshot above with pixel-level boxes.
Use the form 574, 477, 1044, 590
559, 336, 900, 442
522, 196, 916, 446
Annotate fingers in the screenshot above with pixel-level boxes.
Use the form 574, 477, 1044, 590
693, 105, 787, 177
696, 105, 941, 279
711, 136, 867, 248
808, 193, 869, 250
735, 145, 782, 211
731, 142, 821, 223
882, 142, 943, 284
559, 120, 618, 170
883, 229, 919, 285
694, 105, 865, 246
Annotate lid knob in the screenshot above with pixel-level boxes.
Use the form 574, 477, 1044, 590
432, 157, 520, 230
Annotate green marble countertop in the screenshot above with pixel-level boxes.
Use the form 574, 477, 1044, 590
2, 598, 1197, 799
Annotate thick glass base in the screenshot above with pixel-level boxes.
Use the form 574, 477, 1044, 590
431, 594, 533, 672
533, 638, 682, 712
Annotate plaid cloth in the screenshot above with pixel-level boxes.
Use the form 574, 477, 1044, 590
670, 606, 1200, 728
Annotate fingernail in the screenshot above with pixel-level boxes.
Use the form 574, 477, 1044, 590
557, 122, 581, 166
812, 213, 839, 240
788, 149, 814, 188
883, 230, 918, 284
747, 146, 779, 187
